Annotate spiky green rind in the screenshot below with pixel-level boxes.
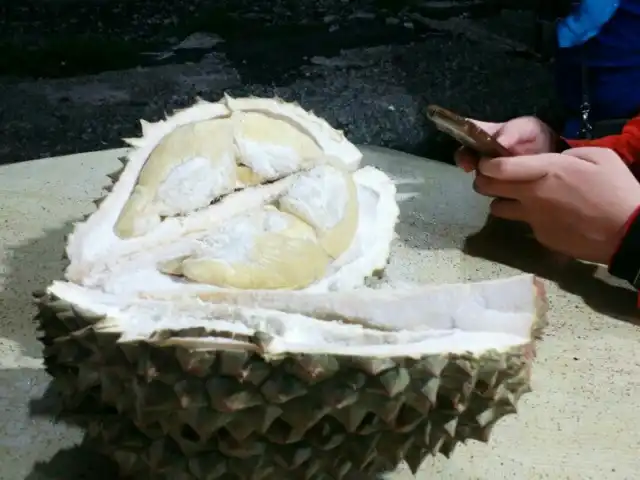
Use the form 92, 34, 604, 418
36, 139, 548, 479
33, 283, 547, 479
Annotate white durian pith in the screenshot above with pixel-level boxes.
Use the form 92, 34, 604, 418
36, 95, 547, 478
48, 273, 543, 356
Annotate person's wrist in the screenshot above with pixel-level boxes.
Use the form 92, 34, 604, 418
607, 204, 640, 287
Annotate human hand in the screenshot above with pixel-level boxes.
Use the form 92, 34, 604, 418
455, 116, 557, 172
472, 147, 640, 265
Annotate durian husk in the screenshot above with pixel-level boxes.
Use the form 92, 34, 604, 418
35, 96, 549, 479
34, 278, 547, 479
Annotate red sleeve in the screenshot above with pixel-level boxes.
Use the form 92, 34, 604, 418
564, 116, 640, 165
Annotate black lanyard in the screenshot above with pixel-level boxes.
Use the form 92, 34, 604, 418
579, 62, 594, 139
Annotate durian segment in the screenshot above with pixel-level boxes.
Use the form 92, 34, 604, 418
115, 109, 344, 240
115, 119, 237, 238
159, 207, 332, 289
69, 164, 394, 296
74, 172, 391, 296
223, 95, 362, 170
65, 95, 363, 274
180, 235, 330, 290
232, 110, 325, 180
134, 119, 238, 213
153, 160, 359, 290
279, 164, 359, 260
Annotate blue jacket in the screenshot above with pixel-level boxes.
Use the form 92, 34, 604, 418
557, 0, 621, 48
557, 0, 640, 66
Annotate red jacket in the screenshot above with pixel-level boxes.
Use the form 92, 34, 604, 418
565, 115, 640, 299
566, 116, 640, 170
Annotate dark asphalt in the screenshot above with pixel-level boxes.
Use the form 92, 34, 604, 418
0, 2, 560, 165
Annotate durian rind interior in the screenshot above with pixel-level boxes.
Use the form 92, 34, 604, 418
47, 274, 545, 358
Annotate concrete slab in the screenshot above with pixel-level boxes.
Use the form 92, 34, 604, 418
1, 146, 639, 479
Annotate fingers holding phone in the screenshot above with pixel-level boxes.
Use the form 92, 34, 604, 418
455, 146, 483, 172
452, 115, 559, 172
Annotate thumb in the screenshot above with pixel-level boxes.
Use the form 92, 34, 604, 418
478, 153, 557, 181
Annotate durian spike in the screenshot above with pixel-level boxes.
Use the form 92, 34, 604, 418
122, 137, 145, 148
139, 119, 153, 136
106, 169, 123, 182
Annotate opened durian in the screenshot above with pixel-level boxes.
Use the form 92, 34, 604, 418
35, 95, 548, 479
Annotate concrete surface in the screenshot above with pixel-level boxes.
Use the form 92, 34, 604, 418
1, 145, 640, 479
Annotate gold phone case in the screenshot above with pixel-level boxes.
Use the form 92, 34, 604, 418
426, 105, 512, 158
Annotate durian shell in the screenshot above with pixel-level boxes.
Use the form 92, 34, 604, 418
35, 96, 549, 479
34, 277, 547, 479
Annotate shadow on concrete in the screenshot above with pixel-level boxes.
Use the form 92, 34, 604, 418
0, 223, 73, 358
3, 223, 73, 360
463, 217, 640, 323
24, 445, 119, 480
0, 218, 120, 478
0, 223, 79, 477
27, 380, 65, 419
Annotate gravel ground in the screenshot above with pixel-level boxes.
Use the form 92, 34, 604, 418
0, 1, 558, 165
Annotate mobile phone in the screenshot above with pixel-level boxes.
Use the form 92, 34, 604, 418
425, 105, 512, 158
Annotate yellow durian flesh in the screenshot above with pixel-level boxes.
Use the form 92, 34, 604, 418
157, 256, 187, 276
236, 165, 263, 187
107, 98, 367, 291
153, 162, 359, 290
181, 235, 331, 290
162, 161, 360, 290
115, 111, 329, 240
233, 111, 324, 180
161, 207, 332, 290
278, 164, 359, 260
113, 185, 163, 240
114, 119, 238, 238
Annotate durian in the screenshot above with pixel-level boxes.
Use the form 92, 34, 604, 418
35, 95, 548, 479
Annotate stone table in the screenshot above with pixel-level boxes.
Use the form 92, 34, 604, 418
1, 146, 639, 479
